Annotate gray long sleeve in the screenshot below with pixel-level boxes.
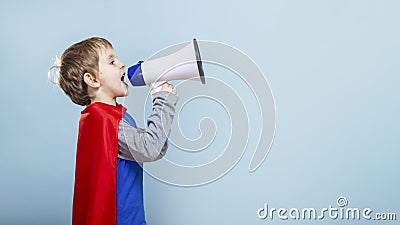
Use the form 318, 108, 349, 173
118, 91, 179, 162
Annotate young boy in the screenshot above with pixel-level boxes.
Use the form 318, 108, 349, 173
55, 37, 178, 225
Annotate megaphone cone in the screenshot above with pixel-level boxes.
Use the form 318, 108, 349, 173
128, 39, 205, 86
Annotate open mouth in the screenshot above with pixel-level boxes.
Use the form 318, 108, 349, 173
121, 73, 125, 81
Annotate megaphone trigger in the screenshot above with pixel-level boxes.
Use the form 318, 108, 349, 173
151, 81, 167, 91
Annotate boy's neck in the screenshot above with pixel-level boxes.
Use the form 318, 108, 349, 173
91, 95, 117, 106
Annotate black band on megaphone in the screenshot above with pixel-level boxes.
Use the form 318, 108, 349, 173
193, 39, 205, 84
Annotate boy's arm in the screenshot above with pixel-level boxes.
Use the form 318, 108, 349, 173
118, 91, 178, 162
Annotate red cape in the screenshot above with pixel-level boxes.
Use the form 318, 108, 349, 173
72, 102, 126, 225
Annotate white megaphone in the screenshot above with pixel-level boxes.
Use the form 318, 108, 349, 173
127, 38, 205, 88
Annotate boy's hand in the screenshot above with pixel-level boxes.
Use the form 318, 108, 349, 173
151, 82, 177, 96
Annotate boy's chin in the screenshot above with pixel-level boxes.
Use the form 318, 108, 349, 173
115, 89, 129, 98
120, 90, 129, 97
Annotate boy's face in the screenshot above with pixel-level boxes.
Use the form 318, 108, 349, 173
97, 47, 128, 99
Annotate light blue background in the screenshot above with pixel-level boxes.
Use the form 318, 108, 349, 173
0, 0, 399, 224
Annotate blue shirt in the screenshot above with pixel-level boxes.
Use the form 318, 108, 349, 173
116, 113, 146, 225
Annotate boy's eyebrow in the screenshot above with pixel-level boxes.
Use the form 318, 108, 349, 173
107, 54, 116, 60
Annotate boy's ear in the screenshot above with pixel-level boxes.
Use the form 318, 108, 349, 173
83, 73, 100, 88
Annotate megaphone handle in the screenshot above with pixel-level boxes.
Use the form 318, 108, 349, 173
151, 81, 167, 91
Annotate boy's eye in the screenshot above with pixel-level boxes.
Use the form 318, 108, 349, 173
110, 60, 115, 65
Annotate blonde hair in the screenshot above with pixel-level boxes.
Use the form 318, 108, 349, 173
53, 37, 113, 106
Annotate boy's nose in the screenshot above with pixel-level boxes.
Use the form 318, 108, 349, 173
120, 62, 125, 69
